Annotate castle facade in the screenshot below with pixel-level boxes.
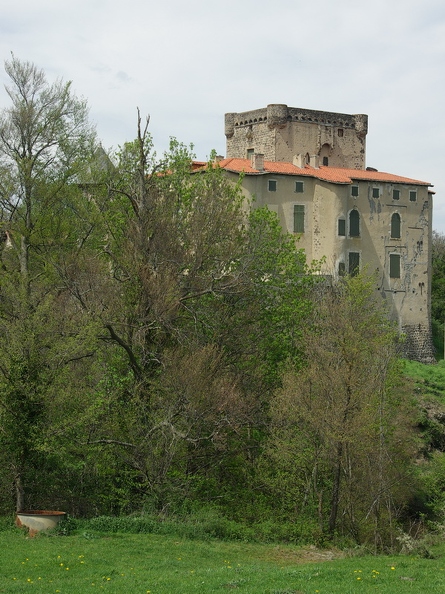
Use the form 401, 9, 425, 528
220, 104, 435, 363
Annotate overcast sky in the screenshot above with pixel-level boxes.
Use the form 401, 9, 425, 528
2, 0, 445, 230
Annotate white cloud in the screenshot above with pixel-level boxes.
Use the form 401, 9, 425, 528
1, 0, 445, 229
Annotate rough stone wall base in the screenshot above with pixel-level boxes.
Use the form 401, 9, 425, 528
401, 324, 436, 364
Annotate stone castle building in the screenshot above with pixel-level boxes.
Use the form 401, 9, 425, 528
219, 104, 435, 363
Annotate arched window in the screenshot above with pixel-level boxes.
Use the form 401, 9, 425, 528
391, 213, 401, 239
349, 209, 360, 237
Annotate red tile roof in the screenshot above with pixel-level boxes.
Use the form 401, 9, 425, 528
205, 158, 432, 187
191, 160, 207, 171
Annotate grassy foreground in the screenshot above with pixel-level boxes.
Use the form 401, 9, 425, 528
1, 529, 445, 594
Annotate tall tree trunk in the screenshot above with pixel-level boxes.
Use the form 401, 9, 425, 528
329, 441, 343, 534
14, 470, 25, 512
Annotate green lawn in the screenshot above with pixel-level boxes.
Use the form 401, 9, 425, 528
1, 530, 445, 593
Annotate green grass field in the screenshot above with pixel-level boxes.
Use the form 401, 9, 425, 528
1, 529, 445, 594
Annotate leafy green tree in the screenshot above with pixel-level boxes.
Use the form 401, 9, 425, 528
0, 55, 97, 511
432, 230, 445, 356
260, 273, 418, 546
74, 116, 316, 511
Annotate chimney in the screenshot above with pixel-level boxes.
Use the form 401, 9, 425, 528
251, 153, 264, 171
309, 155, 320, 169
293, 154, 305, 168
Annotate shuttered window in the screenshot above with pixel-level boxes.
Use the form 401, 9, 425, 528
349, 210, 360, 237
338, 218, 346, 236
294, 205, 305, 233
390, 254, 401, 278
349, 252, 360, 276
391, 213, 401, 239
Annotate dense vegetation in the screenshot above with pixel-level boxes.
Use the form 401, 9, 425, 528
432, 230, 445, 356
1, 57, 445, 552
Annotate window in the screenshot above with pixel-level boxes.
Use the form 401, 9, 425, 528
349, 209, 360, 237
322, 156, 329, 166
293, 205, 305, 233
338, 218, 346, 236
268, 180, 277, 192
409, 190, 417, 202
392, 189, 400, 200
391, 213, 401, 239
295, 181, 304, 193
338, 262, 346, 276
349, 252, 360, 276
338, 128, 344, 137
247, 148, 254, 158
390, 254, 401, 278
372, 187, 380, 198
351, 185, 359, 197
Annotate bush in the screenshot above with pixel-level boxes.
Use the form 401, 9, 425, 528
71, 508, 323, 545
0, 515, 16, 532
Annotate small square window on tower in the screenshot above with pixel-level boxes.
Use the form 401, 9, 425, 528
268, 180, 277, 192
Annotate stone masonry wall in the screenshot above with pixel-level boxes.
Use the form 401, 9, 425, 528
401, 324, 436, 364
225, 104, 368, 169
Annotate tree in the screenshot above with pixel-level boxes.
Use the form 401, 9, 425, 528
432, 230, 445, 356
0, 55, 97, 511
69, 115, 316, 511
261, 273, 418, 546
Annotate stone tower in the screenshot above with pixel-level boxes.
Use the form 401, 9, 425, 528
225, 104, 368, 170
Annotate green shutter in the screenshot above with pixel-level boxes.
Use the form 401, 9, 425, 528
349, 210, 360, 237
390, 254, 401, 278
294, 205, 304, 233
349, 252, 360, 276
391, 213, 401, 239
338, 218, 346, 236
